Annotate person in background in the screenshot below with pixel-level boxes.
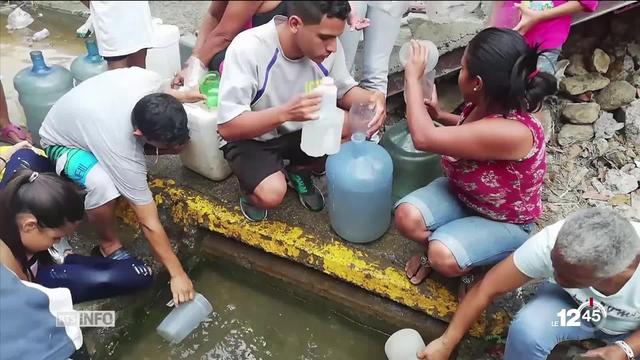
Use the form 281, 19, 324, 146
217, 0, 386, 222
0, 80, 31, 144
396, 28, 556, 298
172, 1, 288, 88
418, 208, 640, 360
513, 0, 598, 75
39, 67, 204, 306
339, 1, 409, 95
81, 1, 154, 70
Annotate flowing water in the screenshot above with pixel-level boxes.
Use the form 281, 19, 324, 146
111, 259, 389, 360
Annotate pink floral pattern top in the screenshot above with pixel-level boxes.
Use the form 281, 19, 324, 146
441, 104, 546, 224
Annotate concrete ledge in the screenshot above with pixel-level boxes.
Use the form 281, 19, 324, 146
117, 156, 512, 338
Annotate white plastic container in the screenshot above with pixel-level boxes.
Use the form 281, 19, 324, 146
384, 328, 426, 360
146, 22, 181, 82
301, 77, 343, 157
179, 103, 231, 181
156, 293, 212, 344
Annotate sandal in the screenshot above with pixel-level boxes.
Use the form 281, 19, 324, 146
457, 271, 485, 302
405, 253, 432, 285
0, 123, 30, 144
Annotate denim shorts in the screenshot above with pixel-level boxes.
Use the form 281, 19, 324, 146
396, 177, 535, 269
537, 49, 562, 76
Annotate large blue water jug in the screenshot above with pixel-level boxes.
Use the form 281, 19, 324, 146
326, 136, 393, 243
13, 51, 73, 145
70, 38, 107, 84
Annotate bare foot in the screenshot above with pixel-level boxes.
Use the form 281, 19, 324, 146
405, 253, 432, 285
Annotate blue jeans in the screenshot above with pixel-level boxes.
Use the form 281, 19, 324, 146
396, 177, 534, 269
505, 282, 630, 360
537, 49, 561, 76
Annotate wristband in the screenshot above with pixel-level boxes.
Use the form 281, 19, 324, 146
0, 156, 7, 165
614, 340, 635, 360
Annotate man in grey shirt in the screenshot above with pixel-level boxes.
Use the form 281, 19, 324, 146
40, 67, 204, 306
218, 1, 387, 221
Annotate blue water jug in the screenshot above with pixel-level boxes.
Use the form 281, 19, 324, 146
326, 135, 393, 243
13, 51, 73, 145
70, 38, 107, 84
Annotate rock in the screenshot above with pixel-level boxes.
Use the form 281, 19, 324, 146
605, 169, 639, 194
630, 168, 640, 182
591, 48, 611, 74
628, 42, 640, 67
537, 108, 554, 143
606, 55, 635, 81
607, 151, 629, 168
595, 81, 637, 111
560, 73, 610, 95
566, 54, 588, 76
594, 138, 609, 156
561, 103, 600, 124
624, 100, 640, 146
633, 71, 640, 89
554, 59, 570, 80
594, 111, 624, 139
557, 124, 594, 146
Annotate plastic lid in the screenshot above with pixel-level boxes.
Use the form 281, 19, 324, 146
398, 40, 439, 74
321, 76, 334, 85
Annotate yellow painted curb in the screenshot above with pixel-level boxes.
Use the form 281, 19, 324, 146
117, 178, 510, 337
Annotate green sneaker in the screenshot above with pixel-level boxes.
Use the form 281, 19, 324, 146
285, 167, 325, 212
240, 195, 267, 222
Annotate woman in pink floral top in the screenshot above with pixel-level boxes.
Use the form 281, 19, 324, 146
396, 28, 557, 294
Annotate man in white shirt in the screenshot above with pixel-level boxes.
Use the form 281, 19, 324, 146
418, 208, 640, 360
218, 1, 386, 221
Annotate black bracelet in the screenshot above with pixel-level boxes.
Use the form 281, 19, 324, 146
0, 157, 7, 165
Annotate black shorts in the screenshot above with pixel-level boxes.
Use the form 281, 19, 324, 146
221, 131, 321, 193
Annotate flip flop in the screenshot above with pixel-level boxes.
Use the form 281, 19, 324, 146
0, 123, 29, 144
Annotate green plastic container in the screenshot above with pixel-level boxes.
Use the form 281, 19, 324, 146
199, 71, 220, 109
70, 38, 107, 84
381, 120, 443, 203
13, 51, 73, 145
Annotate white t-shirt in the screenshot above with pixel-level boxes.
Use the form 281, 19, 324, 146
217, 15, 358, 147
40, 67, 165, 206
90, 1, 154, 57
513, 220, 640, 335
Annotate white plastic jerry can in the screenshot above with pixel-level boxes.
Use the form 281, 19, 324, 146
179, 103, 231, 181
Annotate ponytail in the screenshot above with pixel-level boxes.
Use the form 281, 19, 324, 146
466, 27, 558, 114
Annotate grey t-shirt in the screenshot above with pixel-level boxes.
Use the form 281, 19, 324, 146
217, 15, 358, 147
40, 67, 164, 205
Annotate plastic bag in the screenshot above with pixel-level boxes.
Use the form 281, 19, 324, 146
6, 6, 34, 30
182, 56, 208, 91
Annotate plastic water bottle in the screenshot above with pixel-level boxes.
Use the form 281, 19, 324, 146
199, 72, 220, 109
179, 103, 232, 181
70, 38, 107, 84
13, 51, 73, 146
385, 328, 426, 360
326, 102, 393, 243
156, 293, 213, 344
301, 77, 342, 157
381, 120, 442, 204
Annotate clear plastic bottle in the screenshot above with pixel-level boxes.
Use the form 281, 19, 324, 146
301, 77, 342, 157
13, 51, 73, 145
